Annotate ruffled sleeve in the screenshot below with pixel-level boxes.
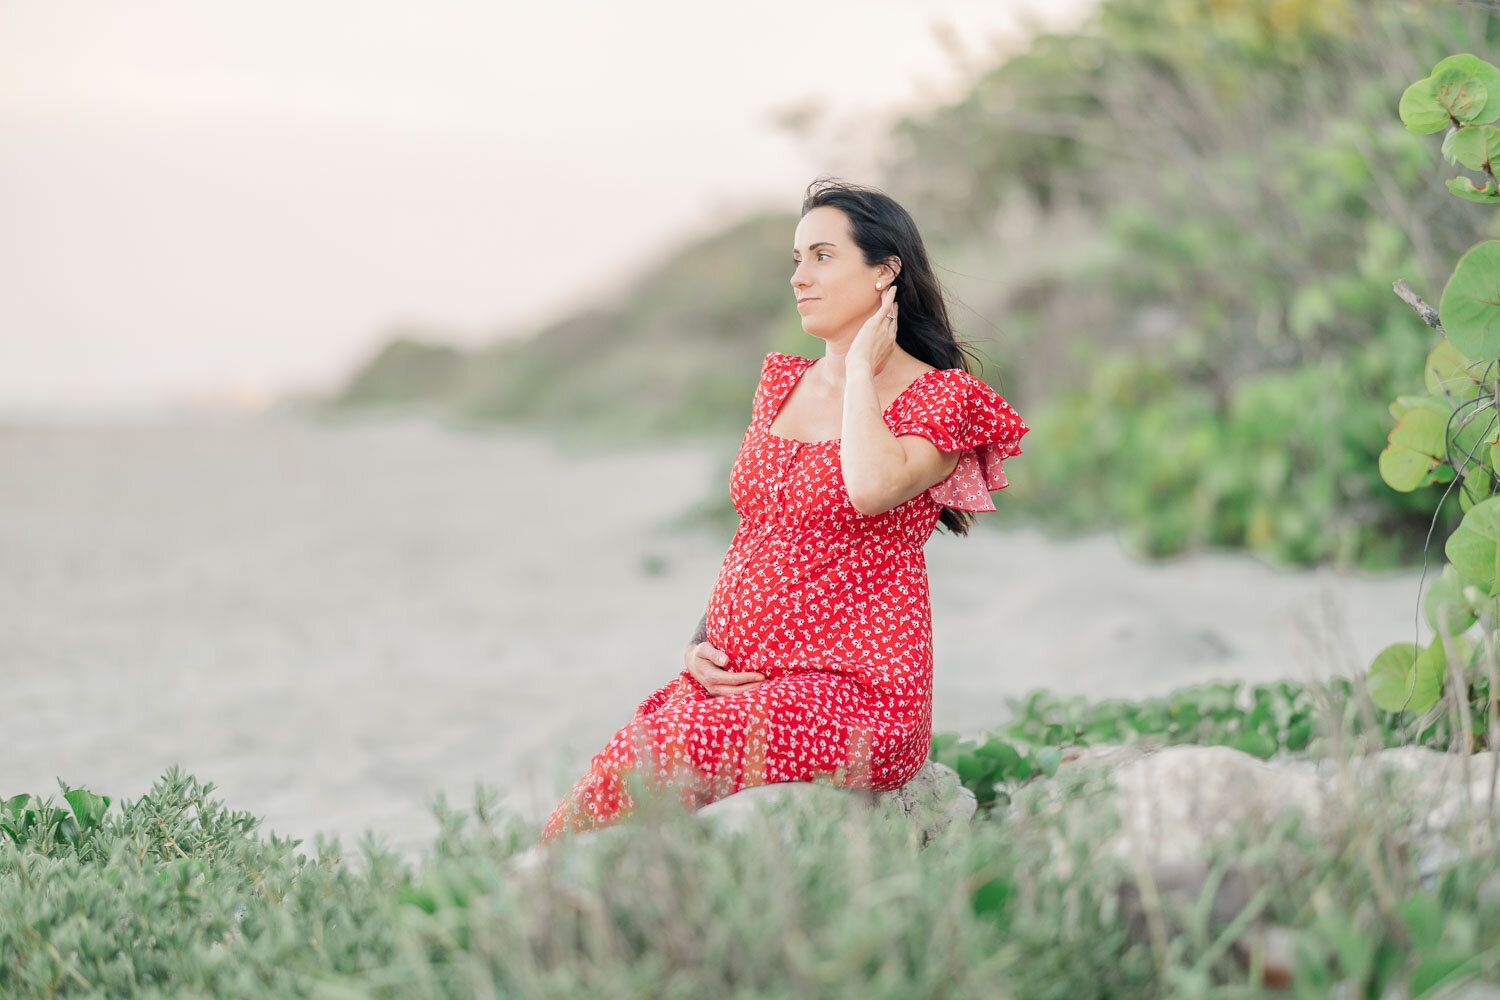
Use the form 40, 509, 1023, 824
887, 369, 1030, 512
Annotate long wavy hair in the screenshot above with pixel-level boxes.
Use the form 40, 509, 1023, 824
800, 176, 987, 537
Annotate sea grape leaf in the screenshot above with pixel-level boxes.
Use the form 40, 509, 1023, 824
1443, 126, 1461, 165
1367, 641, 1446, 714
1425, 338, 1485, 405
1401, 77, 1451, 134
1380, 407, 1448, 491
1459, 464, 1495, 514
1451, 124, 1500, 171
1447, 176, 1500, 203
1424, 563, 1480, 637
1439, 241, 1500, 360
1431, 54, 1500, 123
1433, 66, 1489, 124
1445, 495, 1500, 593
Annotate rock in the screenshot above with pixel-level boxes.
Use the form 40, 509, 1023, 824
1313, 746, 1500, 829
1313, 746, 1500, 887
880, 758, 978, 841
1111, 745, 1328, 866
1015, 742, 1500, 990
1019, 744, 1330, 877
1034, 744, 1500, 876
502, 760, 974, 885
695, 759, 976, 849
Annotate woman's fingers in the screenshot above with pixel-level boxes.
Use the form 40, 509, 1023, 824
686, 645, 766, 696
710, 678, 766, 697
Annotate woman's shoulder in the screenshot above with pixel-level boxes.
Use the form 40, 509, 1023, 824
903, 364, 997, 405
762, 350, 814, 370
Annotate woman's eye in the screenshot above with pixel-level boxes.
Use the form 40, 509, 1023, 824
791, 253, 830, 265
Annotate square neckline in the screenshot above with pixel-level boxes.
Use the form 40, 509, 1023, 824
763, 354, 945, 446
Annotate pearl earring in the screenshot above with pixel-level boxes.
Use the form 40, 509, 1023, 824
876, 282, 882, 288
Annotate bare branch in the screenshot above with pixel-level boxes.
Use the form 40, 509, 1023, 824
1394, 279, 1444, 331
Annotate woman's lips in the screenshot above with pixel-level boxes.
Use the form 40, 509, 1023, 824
797, 297, 819, 308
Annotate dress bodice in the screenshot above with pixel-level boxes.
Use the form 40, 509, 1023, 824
706, 351, 1029, 699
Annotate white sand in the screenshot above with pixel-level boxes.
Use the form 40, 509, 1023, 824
0, 414, 1434, 867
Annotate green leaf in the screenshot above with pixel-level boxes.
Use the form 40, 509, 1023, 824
1443, 126, 1461, 165
1367, 641, 1446, 714
1451, 124, 1500, 171
1380, 407, 1449, 492
971, 876, 1013, 924
1231, 730, 1277, 760
1449, 404, 1496, 473
1401, 77, 1451, 134
56, 816, 79, 846
1440, 241, 1500, 359
1398, 893, 1444, 951
398, 885, 439, 914
1446, 495, 1500, 592
1424, 339, 1484, 404
1331, 916, 1376, 982
1390, 394, 1452, 421
974, 738, 1024, 780
1447, 176, 1500, 203
1460, 464, 1496, 514
1433, 66, 1489, 124
1431, 54, 1500, 123
62, 788, 111, 832
1428, 560, 1488, 638
1410, 953, 1473, 995
1036, 747, 1062, 777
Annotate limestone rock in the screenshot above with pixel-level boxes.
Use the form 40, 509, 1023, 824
1015, 742, 1500, 989
1033, 743, 1500, 873
880, 758, 978, 841
695, 759, 975, 848
503, 760, 974, 884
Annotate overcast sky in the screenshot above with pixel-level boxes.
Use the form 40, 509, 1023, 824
0, 0, 1095, 417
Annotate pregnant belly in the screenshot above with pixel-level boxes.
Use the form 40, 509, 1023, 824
705, 532, 882, 676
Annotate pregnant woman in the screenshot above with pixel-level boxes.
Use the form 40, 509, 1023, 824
540, 178, 1029, 843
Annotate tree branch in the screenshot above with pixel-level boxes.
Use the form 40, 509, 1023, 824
1394, 279, 1444, 331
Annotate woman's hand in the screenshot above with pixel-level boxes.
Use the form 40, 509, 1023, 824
684, 641, 766, 697
847, 284, 899, 377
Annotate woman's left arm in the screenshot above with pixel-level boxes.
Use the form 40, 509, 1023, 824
841, 291, 959, 516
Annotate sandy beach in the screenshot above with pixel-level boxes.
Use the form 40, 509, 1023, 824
1, 414, 1434, 866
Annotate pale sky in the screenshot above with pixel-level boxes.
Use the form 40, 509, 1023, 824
0, 0, 1095, 417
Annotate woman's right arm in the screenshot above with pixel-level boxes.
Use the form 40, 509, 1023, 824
687, 609, 709, 651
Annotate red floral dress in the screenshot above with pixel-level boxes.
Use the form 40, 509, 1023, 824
540, 351, 1029, 842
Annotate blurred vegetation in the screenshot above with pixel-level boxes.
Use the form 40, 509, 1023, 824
6, 674, 1500, 997
322, 0, 1500, 570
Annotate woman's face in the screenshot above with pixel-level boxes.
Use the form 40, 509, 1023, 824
790, 206, 895, 342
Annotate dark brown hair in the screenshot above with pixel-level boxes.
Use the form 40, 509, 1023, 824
801, 176, 987, 536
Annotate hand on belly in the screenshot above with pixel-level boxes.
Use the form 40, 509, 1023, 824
684, 638, 767, 697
